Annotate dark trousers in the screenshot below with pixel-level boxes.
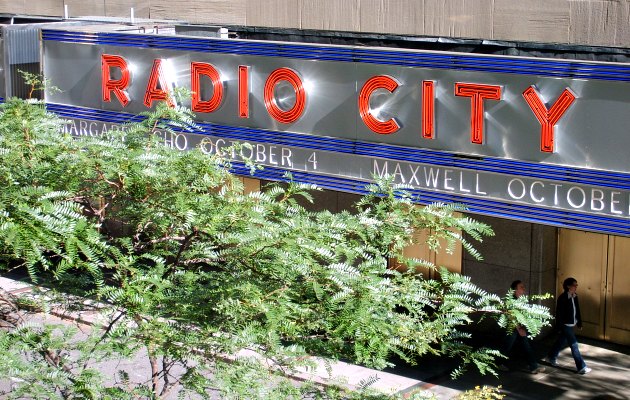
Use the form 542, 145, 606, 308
548, 325, 587, 371
503, 330, 539, 371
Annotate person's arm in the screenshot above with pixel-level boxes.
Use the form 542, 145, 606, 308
556, 293, 567, 326
575, 296, 583, 329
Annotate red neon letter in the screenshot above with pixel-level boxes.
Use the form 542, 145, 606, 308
101, 54, 130, 107
523, 86, 576, 153
144, 59, 174, 108
358, 75, 400, 135
422, 80, 435, 139
238, 65, 250, 118
263, 68, 306, 124
191, 62, 223, 113
454, 83, 501, 144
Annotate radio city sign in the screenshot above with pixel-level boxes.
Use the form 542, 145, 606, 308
100, 54, 573, 153
43, 31, 630, 174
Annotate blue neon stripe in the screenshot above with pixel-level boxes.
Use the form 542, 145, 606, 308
44, 102, 630, 236
41, 29, 630, 82
46, 103, 630, 192
4, 98, 629, 235
230, 162, 630, 236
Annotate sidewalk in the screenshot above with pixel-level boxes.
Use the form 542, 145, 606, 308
2, 275, 630, 399
382, 331, 630, 399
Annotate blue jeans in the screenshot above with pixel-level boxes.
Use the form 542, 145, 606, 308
548, 325, 586, 371
503, 330, 539, 371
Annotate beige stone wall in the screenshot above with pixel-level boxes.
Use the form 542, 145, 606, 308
0, 0, 629, 48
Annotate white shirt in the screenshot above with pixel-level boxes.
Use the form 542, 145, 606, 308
565, 292, 577, 327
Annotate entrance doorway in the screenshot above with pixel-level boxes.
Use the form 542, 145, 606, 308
558, 229, 630, 345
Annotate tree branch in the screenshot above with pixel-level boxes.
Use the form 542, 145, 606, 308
148, 344, 160, 397
82, 309, 127, 370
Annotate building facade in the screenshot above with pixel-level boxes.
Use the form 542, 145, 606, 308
2, 0, 630, 49
2, 1, 630, 346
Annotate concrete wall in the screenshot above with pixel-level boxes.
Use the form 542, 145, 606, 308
1, 0, 629, 48
462, 213, 557, 302
260, 181, 361, 213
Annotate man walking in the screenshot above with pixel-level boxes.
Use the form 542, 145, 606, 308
547, 277, 591, 375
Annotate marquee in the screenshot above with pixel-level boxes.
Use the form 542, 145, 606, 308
41, 27, 630, 235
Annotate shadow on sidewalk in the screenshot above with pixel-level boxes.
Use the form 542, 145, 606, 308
383, 328, 630, 399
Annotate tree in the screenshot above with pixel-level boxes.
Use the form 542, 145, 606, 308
0, 93, 551, 399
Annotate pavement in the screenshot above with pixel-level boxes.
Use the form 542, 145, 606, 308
384, 336, 630, 399
2, 275, 630, 399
